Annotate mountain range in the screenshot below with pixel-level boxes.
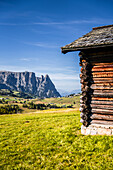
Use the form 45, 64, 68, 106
0, 71, 61, 98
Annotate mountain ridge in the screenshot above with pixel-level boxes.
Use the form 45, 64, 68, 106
0, 71, 61, 98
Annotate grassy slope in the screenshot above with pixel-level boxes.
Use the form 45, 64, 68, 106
0, 95, 80, 112
0, 110, 113, 170
40, 96, 80, 108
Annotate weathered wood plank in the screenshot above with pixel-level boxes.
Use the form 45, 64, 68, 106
92, 64, 113, 68
93, 89, 113, 93
92, 72, 113, 77
91, 84, 113, 90
93, 77, 113, 81
92, 71, 113, 75
93, 78, 113, 83
92, 108, 113, 114
91, 120, 113, 125
92, 93, 113, 97
91, 83, 113, 86
91, 100, 113, 105
92, 67, 113, 72
93, 92, 113, 95
92, 97, 113, 101
93, 81, 113, 84
91, 104, 113, 109
91, 61, 113, 67
91, 114, 113, 121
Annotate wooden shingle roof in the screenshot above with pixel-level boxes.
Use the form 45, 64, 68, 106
61, 25, 113, 54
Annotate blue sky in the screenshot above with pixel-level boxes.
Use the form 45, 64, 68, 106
0, 0, 113, 92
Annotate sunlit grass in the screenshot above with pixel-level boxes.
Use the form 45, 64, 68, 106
40, 96, 80, 108
0, 109, 113, 169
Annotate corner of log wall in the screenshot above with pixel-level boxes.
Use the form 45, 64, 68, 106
79, 49, 113, 129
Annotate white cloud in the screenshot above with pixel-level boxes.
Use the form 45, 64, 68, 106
33, 18, 113, 26
53, 79, 80, 91
49, 73, 79, 80
20, 58, 32, 61
0, 65, 28, 72
23, 42, 59, 49
0, 64, 78, 74
0, 18, 112, 26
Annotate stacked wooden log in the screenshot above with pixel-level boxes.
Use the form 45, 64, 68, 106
79, 52, 92, 126
80, 50, 113, 126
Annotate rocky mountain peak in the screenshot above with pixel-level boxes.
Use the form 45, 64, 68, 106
0, 71, 61, 98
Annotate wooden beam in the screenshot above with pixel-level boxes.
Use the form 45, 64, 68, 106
91, 84, 113, 90
92, 67, 113, 72
92, 97, 113, 101
92, 108, 113, 114
91, 61, 113, 67
93, 89, 113, 93
92, 72, 113, 78
92, 64, 113, 68
91, 100, 113, 105
91, 114, 113, 121
90, 120, 113, 125
91, 104, 113, 109
92, 93, 113, 97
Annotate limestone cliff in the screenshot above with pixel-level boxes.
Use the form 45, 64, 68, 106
0, 71, 61, 98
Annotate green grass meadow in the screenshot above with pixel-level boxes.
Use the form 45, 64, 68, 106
0, 109, 113, 169
40, 96, 80, 108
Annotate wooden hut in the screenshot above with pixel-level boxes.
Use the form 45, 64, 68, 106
61, 25, 113, 135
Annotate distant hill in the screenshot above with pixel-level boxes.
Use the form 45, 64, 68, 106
0, 71, 61, 98
58, 89, 81, 97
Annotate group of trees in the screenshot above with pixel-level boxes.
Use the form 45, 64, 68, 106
0, 101, 73, 115
0, 105, 22, 114
23, 102, 47, 110
0, 98, 8, 104
23, 102, 73, 110
23, 102, 60, 110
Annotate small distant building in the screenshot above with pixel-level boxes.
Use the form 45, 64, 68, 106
61, 25, 113, 135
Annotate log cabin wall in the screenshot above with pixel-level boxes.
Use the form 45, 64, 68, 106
80, 48, 113, 127
61, 25, 113, 135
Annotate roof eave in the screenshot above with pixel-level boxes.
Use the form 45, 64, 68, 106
61, 44, 113, 54
61, 47, 78, 54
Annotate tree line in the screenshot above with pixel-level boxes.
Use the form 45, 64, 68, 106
0, 105, 22, 114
